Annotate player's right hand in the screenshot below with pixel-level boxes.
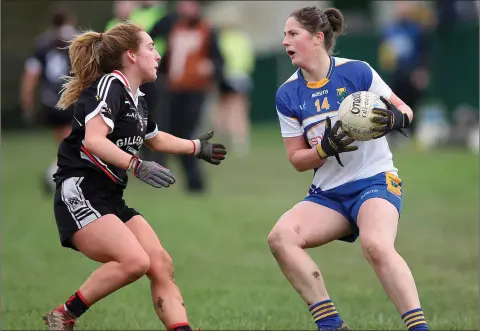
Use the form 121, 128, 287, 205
316, 116, 358, 167
128, 155, 176, 188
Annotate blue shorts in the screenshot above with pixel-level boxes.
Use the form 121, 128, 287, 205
303, 172, 403, 243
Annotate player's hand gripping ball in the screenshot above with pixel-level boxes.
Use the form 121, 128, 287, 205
338, 91, 387, 141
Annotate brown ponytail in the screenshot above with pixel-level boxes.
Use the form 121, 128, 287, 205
57, 22, 144, 110
57, 31, 103, 110
324, 8, 345, 37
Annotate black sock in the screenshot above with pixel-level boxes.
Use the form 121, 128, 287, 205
65, 290, 90, 318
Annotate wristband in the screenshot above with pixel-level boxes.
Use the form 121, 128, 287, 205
128, 155, 140, 175
190, 139, 201, 156
316, 144, 327, 159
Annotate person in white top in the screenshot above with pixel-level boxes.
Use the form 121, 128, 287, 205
268, 6, 429, 331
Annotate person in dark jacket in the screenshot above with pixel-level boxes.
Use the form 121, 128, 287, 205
150, 0, 224, 193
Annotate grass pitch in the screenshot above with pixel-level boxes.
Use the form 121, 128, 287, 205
1, 125, 478, 330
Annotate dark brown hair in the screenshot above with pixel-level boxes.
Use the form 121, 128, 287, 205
50, 4, 72, 28
290, 6, 345, 54
57, 22, 144, 110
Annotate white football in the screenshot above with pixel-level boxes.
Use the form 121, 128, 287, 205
337, 91, 387, 141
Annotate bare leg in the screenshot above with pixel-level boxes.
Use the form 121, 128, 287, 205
226, 93, 250, 155
357, 198, 429, 330
268, 201, 352, 304
268, 201, 353, 330
126, 216, 189, 329
43, 214, 150, 330
72, 215, 150, 305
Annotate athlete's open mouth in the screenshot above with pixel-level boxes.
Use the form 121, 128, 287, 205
287, 50, 296, 56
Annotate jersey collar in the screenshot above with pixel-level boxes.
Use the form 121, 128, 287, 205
111, 70, 145, 106
299, 56, 335, 89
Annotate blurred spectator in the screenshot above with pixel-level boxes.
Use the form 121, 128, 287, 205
19, 4, 77, 193
106, 1, 168, 113
105, 1, 137, 31
151, 0, 224, 193
211, 6, 255, 157
451, 104, 480, 150
378, 1, 434, 138
436, 0, 457, 31
129, 1, 168, 56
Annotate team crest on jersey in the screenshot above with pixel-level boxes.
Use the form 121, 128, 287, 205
336, 87, 347, 103
95, 95, 101, 101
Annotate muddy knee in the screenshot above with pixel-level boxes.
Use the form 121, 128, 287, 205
147, 249, 175, 282
268, 224, 304, 254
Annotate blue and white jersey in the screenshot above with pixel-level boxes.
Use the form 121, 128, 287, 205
276, 56, 398, 191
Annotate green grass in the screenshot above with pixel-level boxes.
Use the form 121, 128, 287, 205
1, 125, 478, 330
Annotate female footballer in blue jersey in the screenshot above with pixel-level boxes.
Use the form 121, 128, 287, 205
268, 6, 429, 331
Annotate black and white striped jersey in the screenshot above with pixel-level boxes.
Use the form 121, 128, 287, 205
54, 70, 158, 188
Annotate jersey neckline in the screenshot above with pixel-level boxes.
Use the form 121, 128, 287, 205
298, 56, 335, 90
111, 70, 145, 107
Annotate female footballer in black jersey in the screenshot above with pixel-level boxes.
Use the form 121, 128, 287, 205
43, 22, 226, 331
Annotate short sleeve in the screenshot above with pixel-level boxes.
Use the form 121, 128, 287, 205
145, 111, 159, 140
84, 76, 123, 134
276, 92, 303, 138
364, 62, 393, 99
24, 41, 45, 74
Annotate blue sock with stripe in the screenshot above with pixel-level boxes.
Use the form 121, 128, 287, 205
402, 308, 429, 330
309, 299, 343, 330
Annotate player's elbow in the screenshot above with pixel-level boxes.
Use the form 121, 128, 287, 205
289, 152, 325, 172
288, 153, 308, 172
293, 164, 308, 172
289, 159, 308, 172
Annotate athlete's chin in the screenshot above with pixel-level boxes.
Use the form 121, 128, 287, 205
291, 56, 304, 67
144, 72, 157, 83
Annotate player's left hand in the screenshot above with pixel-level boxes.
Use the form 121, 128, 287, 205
192, 130, 227, 165
371, 96, 410, 139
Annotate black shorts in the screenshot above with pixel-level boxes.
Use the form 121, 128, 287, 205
53, 175, 140, 250
42, 105, 74, 127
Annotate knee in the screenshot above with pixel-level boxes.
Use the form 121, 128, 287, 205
146, 249, 175, 282
360, 236, 395, 266
268, 224, 303, 253
123, 253, 151, 281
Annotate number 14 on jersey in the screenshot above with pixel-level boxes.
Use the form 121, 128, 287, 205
315, 97, 330, 112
